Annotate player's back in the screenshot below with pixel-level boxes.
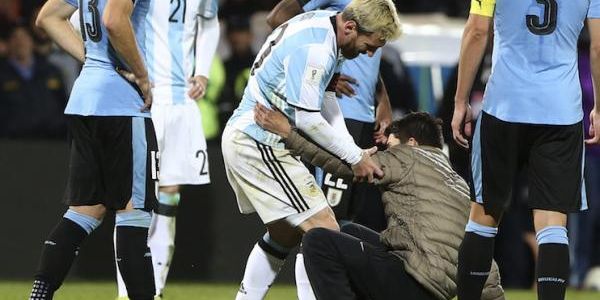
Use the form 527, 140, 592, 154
303, 0, 381, 123
484, 0, 590, 125
145, 0, 218, 105
65, 0, 150, 117
227, 10, 339, 146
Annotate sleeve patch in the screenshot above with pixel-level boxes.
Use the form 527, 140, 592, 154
304, 66, 325, 85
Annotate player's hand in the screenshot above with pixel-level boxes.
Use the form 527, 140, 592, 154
335, 74, 357, 98
116, 68, 153, 112
136, 75, 153, 112
188, 75, 208, 100
451, 101, 473, 149
373, 108, 392, 145
254, 103, 292, 138
351, 151, 383, 183
585, 108, 600, 145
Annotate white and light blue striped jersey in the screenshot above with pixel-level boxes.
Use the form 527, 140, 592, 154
479, 0, 600, 125
145, 0, 218, 105
302, 0, 380, 123
227, 10, 341, 147
63, 0, 150, 117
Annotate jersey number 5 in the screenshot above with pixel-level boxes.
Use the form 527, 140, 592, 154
526, 0, 557, 35
79, 0, 102, 42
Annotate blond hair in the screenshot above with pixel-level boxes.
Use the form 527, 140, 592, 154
342, 0, 402, 41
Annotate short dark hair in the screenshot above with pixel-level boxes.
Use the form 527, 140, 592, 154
385, 112, 444, 148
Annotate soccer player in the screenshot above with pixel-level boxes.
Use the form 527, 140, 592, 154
113, 0, 220, 298
221, 1, 401, 299
452, 1, 600, 300
32, 0, 157, 299
253, 104, 506, 300
267, 0, 392, 230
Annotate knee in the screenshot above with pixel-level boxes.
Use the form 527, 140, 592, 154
70, 204, 107, 220
302, 228, 334, 255
340, 222, 362, 236
116, 209, 152, 228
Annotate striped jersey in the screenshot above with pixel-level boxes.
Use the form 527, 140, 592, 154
471, 0, 600, 125
302, 0, 381, 123
63, 0, 150, 117
145, 0, 218, 105
227, 10, 342, 147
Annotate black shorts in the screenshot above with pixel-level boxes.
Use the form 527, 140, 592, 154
319, 119, 373, 216
64, 115, 158, 211
471, 111, 585, 220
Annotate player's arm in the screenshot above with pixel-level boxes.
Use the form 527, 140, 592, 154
374, 75, 392, 144
189, 0, 221, 100
254, 103, 354, 179
35, 0, 84, 63
451, 0, 494, 149
103, 0, 151, 108
587, 9, 600, 144
267, 0, 332, 29
267, 0, 305, 29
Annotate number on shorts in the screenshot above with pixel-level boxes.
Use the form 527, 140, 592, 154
196, 150, 208, 176
526, 0, 557, 35
250, 23, 289, 75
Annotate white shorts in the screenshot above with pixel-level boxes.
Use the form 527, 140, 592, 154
221, 127, 328, 226
151, 101, 210, 186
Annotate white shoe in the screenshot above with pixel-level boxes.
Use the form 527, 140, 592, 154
583, 266, 600, 291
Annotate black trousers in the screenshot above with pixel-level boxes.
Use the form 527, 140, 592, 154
302, 223, 437, 300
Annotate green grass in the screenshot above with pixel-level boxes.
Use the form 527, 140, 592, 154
3, 281, 599, 299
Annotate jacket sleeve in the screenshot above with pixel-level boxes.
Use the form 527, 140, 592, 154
284, 129, 354, 179
481, 259, 505, 300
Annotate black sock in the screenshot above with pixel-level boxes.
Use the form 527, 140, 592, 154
457, 232, 495, 300
537, 243, 569, 300
116, 226, 155, 300
31, 218, 89, 299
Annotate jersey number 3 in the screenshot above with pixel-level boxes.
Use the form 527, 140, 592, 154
526, 0, 557, 35
79, 0, 102, 42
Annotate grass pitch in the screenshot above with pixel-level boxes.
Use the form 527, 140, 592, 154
2, 281, 599, 299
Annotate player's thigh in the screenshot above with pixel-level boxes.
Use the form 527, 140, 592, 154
64, 116, 106, 206
528, 121, 584, 215
100, 116, 159, 211
472, 112, 522, 220
156, 103, 209, 186
303, 228, 432, 300
222, 128, 329, 226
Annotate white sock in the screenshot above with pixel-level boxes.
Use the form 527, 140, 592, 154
295, 253, 316, 300
235, 243, 286, 300
114, 229, 128, 298
147, 213, 177, 296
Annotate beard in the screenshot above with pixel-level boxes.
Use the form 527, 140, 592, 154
340, 46, 360, 59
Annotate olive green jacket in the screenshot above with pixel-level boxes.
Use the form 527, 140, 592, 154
284, 130, 504, 300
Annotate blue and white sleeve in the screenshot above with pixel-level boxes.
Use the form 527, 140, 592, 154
589, 0, 600, 19
199, 0, 218, 19
301, 0, 332, 12
64, 0, 78, 8
285, 45, 336, 112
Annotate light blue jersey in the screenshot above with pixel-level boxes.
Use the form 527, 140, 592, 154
145, 0, 219, 105
63, 0, 150, 117
302, 0, 381, 123
483, 0, 600, 125
227, 10, 341, 147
